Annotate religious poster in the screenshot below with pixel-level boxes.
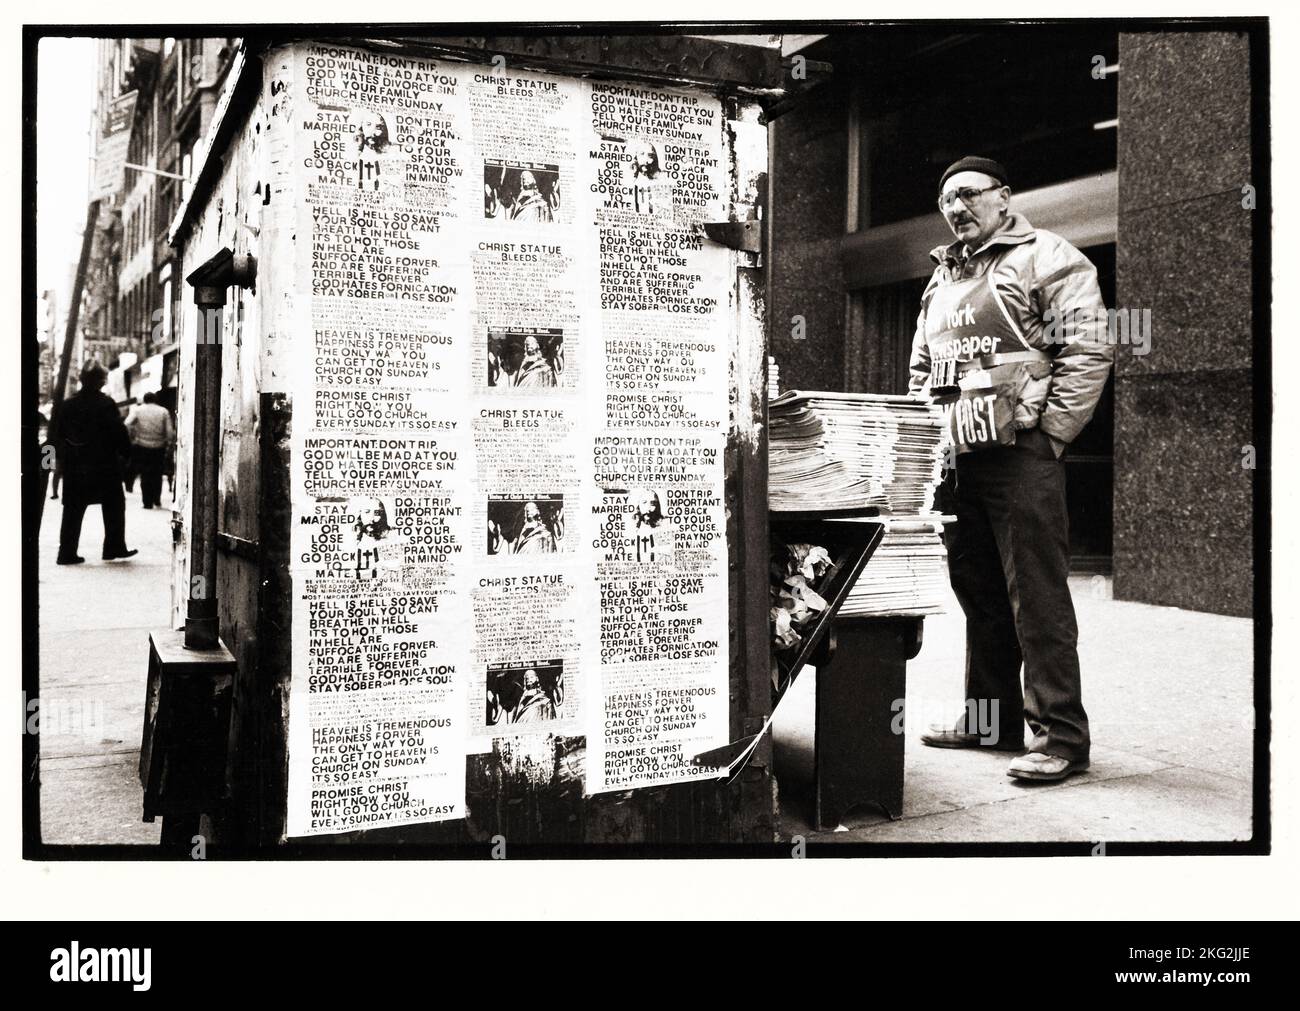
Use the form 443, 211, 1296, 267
284, 43, 734, 837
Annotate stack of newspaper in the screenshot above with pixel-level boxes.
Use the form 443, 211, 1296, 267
768, 390, 946, 514
838, 517, 951, 617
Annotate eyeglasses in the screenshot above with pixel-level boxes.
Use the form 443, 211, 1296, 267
938, 185, 1002, 210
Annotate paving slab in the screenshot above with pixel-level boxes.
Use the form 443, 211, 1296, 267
811, 766, 1253, 844
40, 760, 161, 846
774, 575, 1256, 844
36, 488, 174, 846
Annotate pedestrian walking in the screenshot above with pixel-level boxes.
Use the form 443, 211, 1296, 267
50, 360, 138, 564
124, 391, 175, 509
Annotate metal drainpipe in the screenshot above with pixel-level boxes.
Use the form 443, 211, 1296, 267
184, 248, 257, 650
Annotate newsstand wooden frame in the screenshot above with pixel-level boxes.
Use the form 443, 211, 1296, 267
165, 33, 811, 848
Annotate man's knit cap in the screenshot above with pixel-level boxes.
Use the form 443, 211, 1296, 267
939, 156, 1009, 192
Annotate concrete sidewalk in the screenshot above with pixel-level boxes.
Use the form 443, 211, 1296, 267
774, 575, 1256, 843
36, 482, 1256, 847
37, 483, 175, 845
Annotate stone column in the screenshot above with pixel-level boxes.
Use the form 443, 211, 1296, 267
1113, 31, 1256, 616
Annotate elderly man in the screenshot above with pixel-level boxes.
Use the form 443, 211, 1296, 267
908, 156, 1111, 782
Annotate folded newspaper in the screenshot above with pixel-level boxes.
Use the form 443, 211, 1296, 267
768, 387, 952, 617
837, 516, 952, 617
768, 390, 947, 514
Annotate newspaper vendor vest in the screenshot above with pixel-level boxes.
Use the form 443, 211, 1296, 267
924, 267, 1049, 454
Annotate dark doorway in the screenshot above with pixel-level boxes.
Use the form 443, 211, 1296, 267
1065, 243, 1115, 573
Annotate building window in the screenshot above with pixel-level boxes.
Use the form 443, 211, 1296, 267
181, 149, 194, 206
841, 27, 1119, 229
156, 143, 180, 238
160, 276, 173, 347
177, 123, 200, 207
178, 38, 200, 110
160, 61, 177, 119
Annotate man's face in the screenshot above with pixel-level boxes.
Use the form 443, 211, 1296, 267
359, 113, 386, 147
358, 501, 383, 534
637, 493, 660, 522
524, 669, 540, 690
524, 335, 540, 356
520, 171, 538, 194
939, 171, 1009, 249
524, 502, 541, 524
634, 143, 656, 173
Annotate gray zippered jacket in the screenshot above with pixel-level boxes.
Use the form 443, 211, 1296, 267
908, 212, 1112, 446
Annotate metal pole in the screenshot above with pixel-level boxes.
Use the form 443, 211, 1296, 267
182, 249, 256, 651
39, 199, 101, 529
122, 162, 190, 182
184, 286, 225, 650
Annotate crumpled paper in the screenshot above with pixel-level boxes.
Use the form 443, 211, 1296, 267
770, 542, 835, 654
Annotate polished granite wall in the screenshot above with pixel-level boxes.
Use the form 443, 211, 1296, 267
1113, 31, 1256, 617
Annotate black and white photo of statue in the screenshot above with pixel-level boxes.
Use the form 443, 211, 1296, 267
487, 495, 565, 555
486, 661, 565, 726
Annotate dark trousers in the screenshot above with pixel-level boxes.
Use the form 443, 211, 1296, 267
946, 426, 1090, 763
134, 445, 166, 507
58, 491, 128, 560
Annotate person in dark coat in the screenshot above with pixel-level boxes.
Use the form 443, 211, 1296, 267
51, 361, 137, 564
